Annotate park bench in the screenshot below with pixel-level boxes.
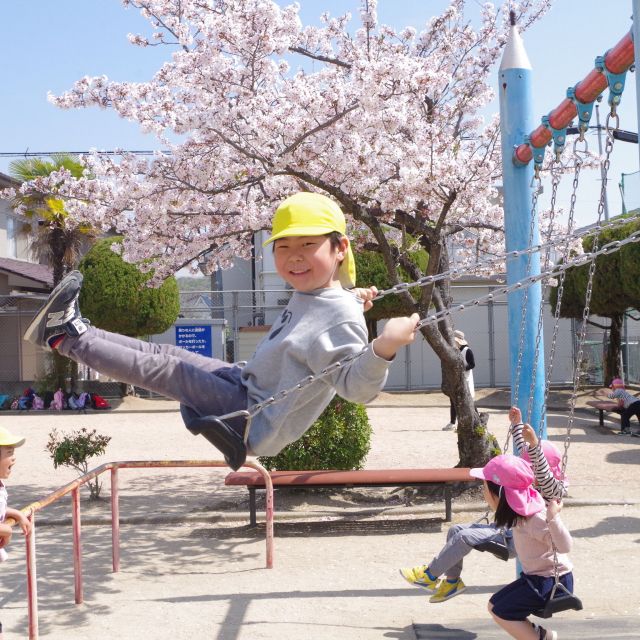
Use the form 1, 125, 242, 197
585, 399, 623, 427
225, 467, 478, 526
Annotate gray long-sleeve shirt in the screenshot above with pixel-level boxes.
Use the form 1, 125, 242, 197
241, 287, 390, 455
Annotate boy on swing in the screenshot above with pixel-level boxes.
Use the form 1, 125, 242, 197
24, 192, 420, 469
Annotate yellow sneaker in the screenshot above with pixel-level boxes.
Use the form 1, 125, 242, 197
429, 578, 466, 603
399, 565, 439, 592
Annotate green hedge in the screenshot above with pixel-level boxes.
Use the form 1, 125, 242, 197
258, 396, 372, 470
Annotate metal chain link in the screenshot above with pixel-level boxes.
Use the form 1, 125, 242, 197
218, 223, 640, 425
536, 140, 586, 438
560, 110, 618, 476
512, 174, 543, 414
524, 163, 562, 426
371, 212, 638, 303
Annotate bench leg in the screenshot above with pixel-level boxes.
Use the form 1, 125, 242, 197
249, 488, 257, 527
444, 486, 452, 522
599, 409, 604, 428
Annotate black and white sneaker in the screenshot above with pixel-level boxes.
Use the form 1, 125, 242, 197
24, 270, 88, 350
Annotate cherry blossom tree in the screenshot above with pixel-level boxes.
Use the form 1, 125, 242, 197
10, 0, 554, 466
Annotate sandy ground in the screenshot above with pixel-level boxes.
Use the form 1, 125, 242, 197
0, 392, 637, 639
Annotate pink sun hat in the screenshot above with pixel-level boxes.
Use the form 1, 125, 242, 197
470, 454, 545, 517
522, 440, 566, 482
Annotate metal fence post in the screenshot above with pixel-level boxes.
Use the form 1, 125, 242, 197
71, 487, 83, 604
26, 511, 38, 640
111, 466, 120, 572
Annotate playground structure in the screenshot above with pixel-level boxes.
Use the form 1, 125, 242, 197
5, 8, 640, 640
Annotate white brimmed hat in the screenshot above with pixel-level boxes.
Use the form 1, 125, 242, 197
0, 427, 25, 448
454, 330, 468, 346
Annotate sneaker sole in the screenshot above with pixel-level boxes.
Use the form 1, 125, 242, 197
430, 585, 467, 603
23, 272, 83, 349
398, 569, 438, 593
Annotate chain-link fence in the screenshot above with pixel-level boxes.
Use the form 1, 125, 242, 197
2, 288, 639, 398
620, 170, 640, 215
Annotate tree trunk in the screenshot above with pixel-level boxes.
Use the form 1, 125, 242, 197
435, 330, 498, 467
604, 313, 624, 384
418, 279, 499, 468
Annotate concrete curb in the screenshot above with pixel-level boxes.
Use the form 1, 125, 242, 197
32, 497, 640, 527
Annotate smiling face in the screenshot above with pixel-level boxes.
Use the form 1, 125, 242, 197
273, 234, 348, 292
0, 447, 16, 480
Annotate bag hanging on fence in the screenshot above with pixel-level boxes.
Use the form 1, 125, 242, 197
50, 389, 65, 411
42, 391, 54, 409
76, 392, 91, 410
91, 393, 111, 410
0, 395, 10, 410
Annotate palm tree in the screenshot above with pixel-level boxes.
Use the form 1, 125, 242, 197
9, 154, 96, 389
9, 154, 94, 286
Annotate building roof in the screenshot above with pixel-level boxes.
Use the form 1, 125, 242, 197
0, 257, 53, 288
0, 172, 19, 189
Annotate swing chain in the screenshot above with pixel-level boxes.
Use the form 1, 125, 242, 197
536, 153, 584, 437
370, 213, 638, 305
525, 162, 563, 425
508, 173, 543, 420
216, 225, 640, 426
560, 110, 616, 473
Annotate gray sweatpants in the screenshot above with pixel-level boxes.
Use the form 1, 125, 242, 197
428, 523, 516, 579
58, 326, 248, 424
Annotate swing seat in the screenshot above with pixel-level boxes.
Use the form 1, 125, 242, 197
180, 405, 247, 471
473, 540, 510, 562
532, 584, 583, 619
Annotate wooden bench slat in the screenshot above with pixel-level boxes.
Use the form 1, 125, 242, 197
226, 467, 478, 526
586, 400, 621, 411
225, 467, 475, 487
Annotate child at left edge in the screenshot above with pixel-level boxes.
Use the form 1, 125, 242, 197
471, 454, 573, 640
0, 427, 31, 640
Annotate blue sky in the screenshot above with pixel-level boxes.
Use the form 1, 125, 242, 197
2, 1, 638, 228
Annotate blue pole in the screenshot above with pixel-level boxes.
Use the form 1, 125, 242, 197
499, 16, 547, 438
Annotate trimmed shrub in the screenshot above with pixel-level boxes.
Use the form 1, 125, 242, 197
78, 236, 180, 337
46, 428, 111, 499
258, 396, 372, 471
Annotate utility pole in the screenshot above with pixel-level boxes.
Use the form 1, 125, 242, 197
634, 0, 640, 170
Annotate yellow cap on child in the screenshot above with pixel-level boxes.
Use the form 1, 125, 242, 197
263, 192, 356, 288
0, 427, 25, 448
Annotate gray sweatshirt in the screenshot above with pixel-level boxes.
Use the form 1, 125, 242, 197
241, 287, 390, 455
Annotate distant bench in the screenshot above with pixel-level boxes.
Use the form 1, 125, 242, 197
225, 467, 477, 526
586, 399, 623, 427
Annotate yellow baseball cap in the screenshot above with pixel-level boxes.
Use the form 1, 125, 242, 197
0, 427, 25, 448
263, 192, 356, 288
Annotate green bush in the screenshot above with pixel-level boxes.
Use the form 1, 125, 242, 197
78, 236, 180, 337
258, 396, 372, 471
46, 428, 111, 499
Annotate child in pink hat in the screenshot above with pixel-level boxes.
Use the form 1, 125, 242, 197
470, 454, 573, 640
399, 407, 568, 604
595, 377, 640, 436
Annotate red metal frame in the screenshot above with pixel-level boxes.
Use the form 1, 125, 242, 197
514, 31, 634, 165
9, 459, 273, 640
